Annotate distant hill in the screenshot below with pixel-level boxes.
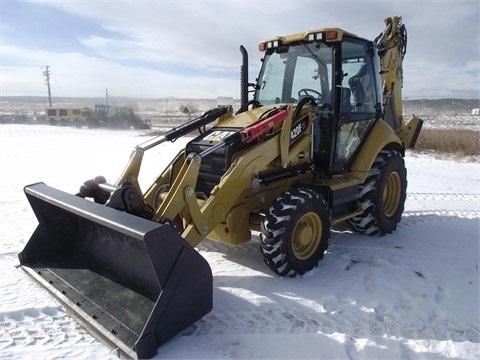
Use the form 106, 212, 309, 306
1, 96, 479, 116
405, 99, 479, 115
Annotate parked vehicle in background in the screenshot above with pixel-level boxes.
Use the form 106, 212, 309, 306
81, 104, 110, 128
45, 104, 151, 129
45, 107, 85, 127
83, 105, 152, 129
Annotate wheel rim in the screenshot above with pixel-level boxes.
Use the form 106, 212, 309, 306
383, 171, 401, 218
292, 212, 322, 260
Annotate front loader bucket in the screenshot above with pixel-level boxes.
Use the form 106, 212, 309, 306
18, 182, 213, 359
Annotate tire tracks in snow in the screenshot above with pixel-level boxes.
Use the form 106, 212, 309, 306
0, 306, 97, 350
407, 192, 480, 202
0, 253, 98, 351
402, 191, 480, 225
179, 297, 479, 344
184, 191, 480, 342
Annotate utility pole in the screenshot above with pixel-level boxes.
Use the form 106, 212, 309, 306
43, 65, 52, 107
106, 88, 109, 116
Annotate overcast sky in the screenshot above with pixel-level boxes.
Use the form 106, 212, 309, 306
1, 0, 479, 100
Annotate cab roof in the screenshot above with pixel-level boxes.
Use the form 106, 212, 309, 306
259, 28, 365, 51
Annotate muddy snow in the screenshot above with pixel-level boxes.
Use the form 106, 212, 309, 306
0, 124, 479, 359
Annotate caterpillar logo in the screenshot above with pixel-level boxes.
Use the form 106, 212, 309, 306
290, 117, 309, 143
203, 130, 236, 142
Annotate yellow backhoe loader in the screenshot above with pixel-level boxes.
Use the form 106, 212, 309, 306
19, 16, 422, 359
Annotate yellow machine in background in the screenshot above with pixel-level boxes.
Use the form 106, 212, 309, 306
45, 104, 151, 129
45, 107, 85, 126
82, 104, 152, 129
20, 16, 422, 359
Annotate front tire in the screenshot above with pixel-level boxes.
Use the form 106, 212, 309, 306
349, 149, 407, 235
261, 187, 331, 277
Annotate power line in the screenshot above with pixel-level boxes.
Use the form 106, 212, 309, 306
2, 90, 46, 94
51, 72, 67, 98
2, 64, 53, 102
1, 64, 45, 69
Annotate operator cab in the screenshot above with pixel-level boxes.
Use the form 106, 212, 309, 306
254, 30, 382, 174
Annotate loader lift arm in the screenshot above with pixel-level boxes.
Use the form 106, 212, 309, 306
116, 106, 232, 190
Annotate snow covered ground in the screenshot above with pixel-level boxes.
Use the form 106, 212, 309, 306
0, 124, 479, 359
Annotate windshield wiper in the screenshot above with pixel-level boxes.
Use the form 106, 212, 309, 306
300, 41, 328, 71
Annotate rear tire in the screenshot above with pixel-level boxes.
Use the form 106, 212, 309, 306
349, 149, 407, 235
261, 187, 331, 277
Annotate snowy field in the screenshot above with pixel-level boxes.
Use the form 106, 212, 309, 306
0, 124, 479, 359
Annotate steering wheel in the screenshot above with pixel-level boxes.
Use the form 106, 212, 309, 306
298, 88, 323, 101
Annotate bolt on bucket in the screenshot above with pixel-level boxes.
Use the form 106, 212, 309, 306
19, 182, 213, 359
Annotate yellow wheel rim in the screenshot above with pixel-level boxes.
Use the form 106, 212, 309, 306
292, 212, 322, 260
383, 171, 401, 218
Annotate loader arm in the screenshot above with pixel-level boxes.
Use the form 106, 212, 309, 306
115, 106, 232, 192
153, 107, 314, 248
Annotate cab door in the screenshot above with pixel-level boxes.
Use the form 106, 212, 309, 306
330, 38, 382, 173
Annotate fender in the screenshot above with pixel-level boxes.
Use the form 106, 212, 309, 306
349, 120, 403, 181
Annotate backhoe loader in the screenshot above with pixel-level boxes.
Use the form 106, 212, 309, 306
19, 16, 422, 359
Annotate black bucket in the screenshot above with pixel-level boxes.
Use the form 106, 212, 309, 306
19, 183, 213, 359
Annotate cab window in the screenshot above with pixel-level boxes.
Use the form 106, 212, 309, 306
335, 39, 379, 163
256, 42, 333, 105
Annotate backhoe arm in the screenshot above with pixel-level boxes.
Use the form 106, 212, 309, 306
375, 16, 422, 148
